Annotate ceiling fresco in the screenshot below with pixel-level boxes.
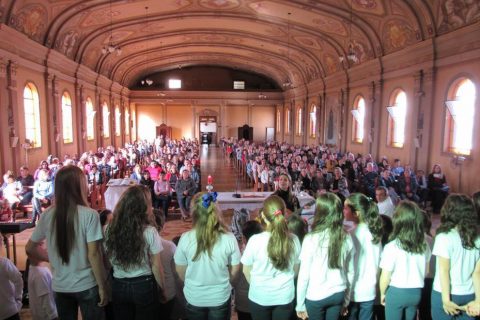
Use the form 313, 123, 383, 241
1, 0, 478, 88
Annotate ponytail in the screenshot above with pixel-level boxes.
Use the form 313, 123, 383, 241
262, 195, 293, 271
312, 193, 346, 269
346, 193, 383, 244
191, 192, 227, 260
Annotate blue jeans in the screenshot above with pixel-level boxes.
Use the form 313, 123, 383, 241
186, 297, 231, 320
431, 290, 475, 320
55, 286, 104, 320
385, 287, 421, 320
112, 275, 160, 320
305, 291, 344, 320
348, 299, 375, 320
177, 194, 192, 216
248, 299, 293, 320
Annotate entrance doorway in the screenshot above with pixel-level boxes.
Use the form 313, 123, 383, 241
199, 116, 217, 145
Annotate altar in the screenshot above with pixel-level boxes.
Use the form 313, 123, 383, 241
216, 191, 314, 212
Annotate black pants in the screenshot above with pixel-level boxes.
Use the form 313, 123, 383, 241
248, 299, 293, 320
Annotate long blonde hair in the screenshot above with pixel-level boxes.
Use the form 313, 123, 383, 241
191, 192, 227, 261
262, 195, 294, 271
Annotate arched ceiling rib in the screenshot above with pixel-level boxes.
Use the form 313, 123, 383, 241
2, 0, 474, 89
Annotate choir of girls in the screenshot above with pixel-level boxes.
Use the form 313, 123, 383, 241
241, 193, 477, 320
21, 165, 480, 320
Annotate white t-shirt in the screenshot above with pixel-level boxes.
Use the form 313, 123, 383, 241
377, 198, 395, 218
241, 231, 301, 306
30, 205, 103, 292
28, 266, 58, 320
380, 239, 431, 288
0, 257, 23, 320
174, 230, 241, 307
160, 238, 177, 301
432, 230, 480, 295
350, 223, 382, 302
296, 231, 355, 312
108, 226, 163, 279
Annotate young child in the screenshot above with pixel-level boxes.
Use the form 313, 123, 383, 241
241, 195, 301, 320
379, 200, 431, 320
0, 198, 13, 222
287, 214, 308, 244
28, 241, 58, 320
431, 194, 480, 320
344, 193, 384, 320
296, 192, 355, 320
0, 232, 24, 320
234, 220, 263, 320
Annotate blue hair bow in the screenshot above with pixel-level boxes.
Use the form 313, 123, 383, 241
202, 192, 218, 208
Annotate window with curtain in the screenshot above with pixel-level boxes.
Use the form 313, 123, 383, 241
62, 91, 73, 143
23, 82, 42, 147
125, 107, 130, 135
297, 107, 303, 135
309, 104, 317, 137
115, 105, 121, 136
86, 97, 95, 140
285, 108, 291, 134
276, 110, 281, 133
352, 96, 365, 143
444, 78, 476, 155
387, 90, 407, 147
102, 102, 110, 138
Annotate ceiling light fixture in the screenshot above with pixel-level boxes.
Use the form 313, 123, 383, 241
339, 0, 358, 64
282, 12, 293, 89
101, 0, 122, 56
141, 6, 153, 86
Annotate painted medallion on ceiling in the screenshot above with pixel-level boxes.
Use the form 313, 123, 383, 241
437, 0, 480, 34
54, 30, 80, 58
10, 4, 48, 42
199, 0, 241, 10
382, 19, 415, 53
351, 0, 386, 16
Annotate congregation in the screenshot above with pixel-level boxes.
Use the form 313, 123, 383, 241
0, 138, 479, 320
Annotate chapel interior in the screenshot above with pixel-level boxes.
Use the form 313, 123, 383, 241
1, 0, 479, 196
0, 0, 479, 318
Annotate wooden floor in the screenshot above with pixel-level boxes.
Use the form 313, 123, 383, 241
5, 146, 244, 319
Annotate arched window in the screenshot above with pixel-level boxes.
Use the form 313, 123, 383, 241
102, 102, 110, 138
62, 91, 73, 143
387, 90, 407, 147
352, 96, 365, 143
276, 109, 281, 133
115, 105, 121, 136
297, 106, 303, 135
285, 108, 291, 134
23, 82, 41, 147
444, 78, 476, 155
86, 97, 95, 140
125, 107, 130, 135
309, 104, 317, 137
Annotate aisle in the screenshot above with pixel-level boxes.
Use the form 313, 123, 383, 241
200, 145, 246, 192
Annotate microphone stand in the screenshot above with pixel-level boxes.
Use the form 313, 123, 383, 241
232, 167, 241, 198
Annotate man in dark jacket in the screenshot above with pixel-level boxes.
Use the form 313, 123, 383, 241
175, 169, 197, 220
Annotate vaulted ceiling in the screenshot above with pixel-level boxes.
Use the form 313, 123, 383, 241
1, 0, 478, 89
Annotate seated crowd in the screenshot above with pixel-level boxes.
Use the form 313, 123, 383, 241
223, 138, 450, 215
0, 137, 478, 320
0, 137, 201, 223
